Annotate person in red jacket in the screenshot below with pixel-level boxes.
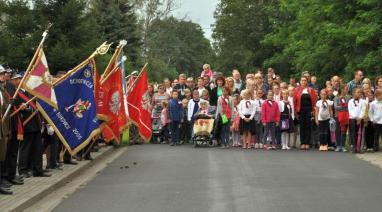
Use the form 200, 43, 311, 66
261, 91, 281, 150
293, 76, 318, 150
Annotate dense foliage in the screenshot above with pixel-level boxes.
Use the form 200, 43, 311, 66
213, 0, 382, 82
0, 0, 212, 80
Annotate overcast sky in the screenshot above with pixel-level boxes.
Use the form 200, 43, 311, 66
173, 0, 219, 41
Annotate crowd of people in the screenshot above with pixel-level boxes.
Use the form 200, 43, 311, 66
148, 64, 382, 154
2, 61, 381, 196
0, 65, 101, 195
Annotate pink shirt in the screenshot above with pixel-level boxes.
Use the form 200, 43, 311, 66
161, 108, 168, 125
201, 69, 213, 78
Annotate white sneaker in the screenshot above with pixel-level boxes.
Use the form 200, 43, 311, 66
285, 146, 290, 150
282, 145, 286, 150
254, 143, 259, 149
259, 143, 264, 149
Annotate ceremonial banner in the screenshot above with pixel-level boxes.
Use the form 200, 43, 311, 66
127, 67, 152, 141
98, 55, 128, 143
23, 49, 57, 108
37, 60, 100, 155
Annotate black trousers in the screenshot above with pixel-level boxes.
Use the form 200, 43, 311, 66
349, 119, 363, 153
299, 109, 312, 145
365, 121, 374, 149
19, 131, 43, 175
0, 135, 11, 179
43, 132, 59, 169
5, 131, 19, 179
374, 124, 382, 151
318, 120, 330, 145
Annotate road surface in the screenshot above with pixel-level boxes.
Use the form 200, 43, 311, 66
53, 145, 382, 212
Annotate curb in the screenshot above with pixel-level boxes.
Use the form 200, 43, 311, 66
10, 146, 117, 212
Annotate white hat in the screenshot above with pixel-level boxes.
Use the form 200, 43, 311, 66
0, 65, 6, 74
11, 73, 23, 80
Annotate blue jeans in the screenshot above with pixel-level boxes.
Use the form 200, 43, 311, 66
170, 121, 180, 144
220, 122, 231, 146
263, 122, 276, 145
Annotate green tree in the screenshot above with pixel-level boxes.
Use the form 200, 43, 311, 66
147, 17, 213, 80
0, 0, 41, 70
263, 0, 382, 82
33, 0, 102, 73
91, 0, 142, 70
212, 0, 280, 76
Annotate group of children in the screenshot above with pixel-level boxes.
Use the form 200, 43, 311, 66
156, 79, 382, 154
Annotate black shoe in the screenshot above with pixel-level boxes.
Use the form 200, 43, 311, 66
64, 161, 78, 165
0, 186, 13, 195
15, 175, 24, 181
84, 155, 94, 161
33, 172, 51, 177
1, 179, 12, 188
8, 178, 24, 185
20, 172, 32, 178
51, 166, 63, 171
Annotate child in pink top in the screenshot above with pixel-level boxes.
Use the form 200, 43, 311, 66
261, 91, 281, 150
160, 101, 169, 143
201, 64, 213, 79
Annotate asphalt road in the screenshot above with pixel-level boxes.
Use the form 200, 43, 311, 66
54, 145, 382, 212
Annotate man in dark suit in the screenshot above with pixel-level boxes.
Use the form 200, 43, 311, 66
17, 89, 51, 178
2, 72, 25, 187
0, 66, 13, 195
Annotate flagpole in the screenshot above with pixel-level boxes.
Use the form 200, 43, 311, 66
100, 47, 122, 82
2, 30, 49, 123
100, 40, 127, 82
126, 63, 148, 95
9, 41, 112, 118
100, 56, 127, 85
54, 42, 112, 85
23, 111, 38, 126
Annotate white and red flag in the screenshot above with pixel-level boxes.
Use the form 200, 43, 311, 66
23, 49, 57, 108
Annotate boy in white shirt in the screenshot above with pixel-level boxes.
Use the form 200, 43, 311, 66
369, 89, 382, 152
348, 88, 367, 153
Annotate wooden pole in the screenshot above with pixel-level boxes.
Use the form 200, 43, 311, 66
100, 40, 126, 82
2, 31, 48, 122
100, 56, 127, 85
22, 110, 38, 126
126, 63, 148, 95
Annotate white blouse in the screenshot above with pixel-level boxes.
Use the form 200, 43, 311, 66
238, 100, 257, 120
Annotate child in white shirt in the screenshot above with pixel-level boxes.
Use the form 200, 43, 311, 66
254, 89, 264, 149
239, 89, 257, 149
315, 89, 333, 151
348, 88, 367, 153
368, 89, 382, 152
279, 90, 294, 150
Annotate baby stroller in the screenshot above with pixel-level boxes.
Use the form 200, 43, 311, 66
151, 105, 163, 144
192, 106, 218, 148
